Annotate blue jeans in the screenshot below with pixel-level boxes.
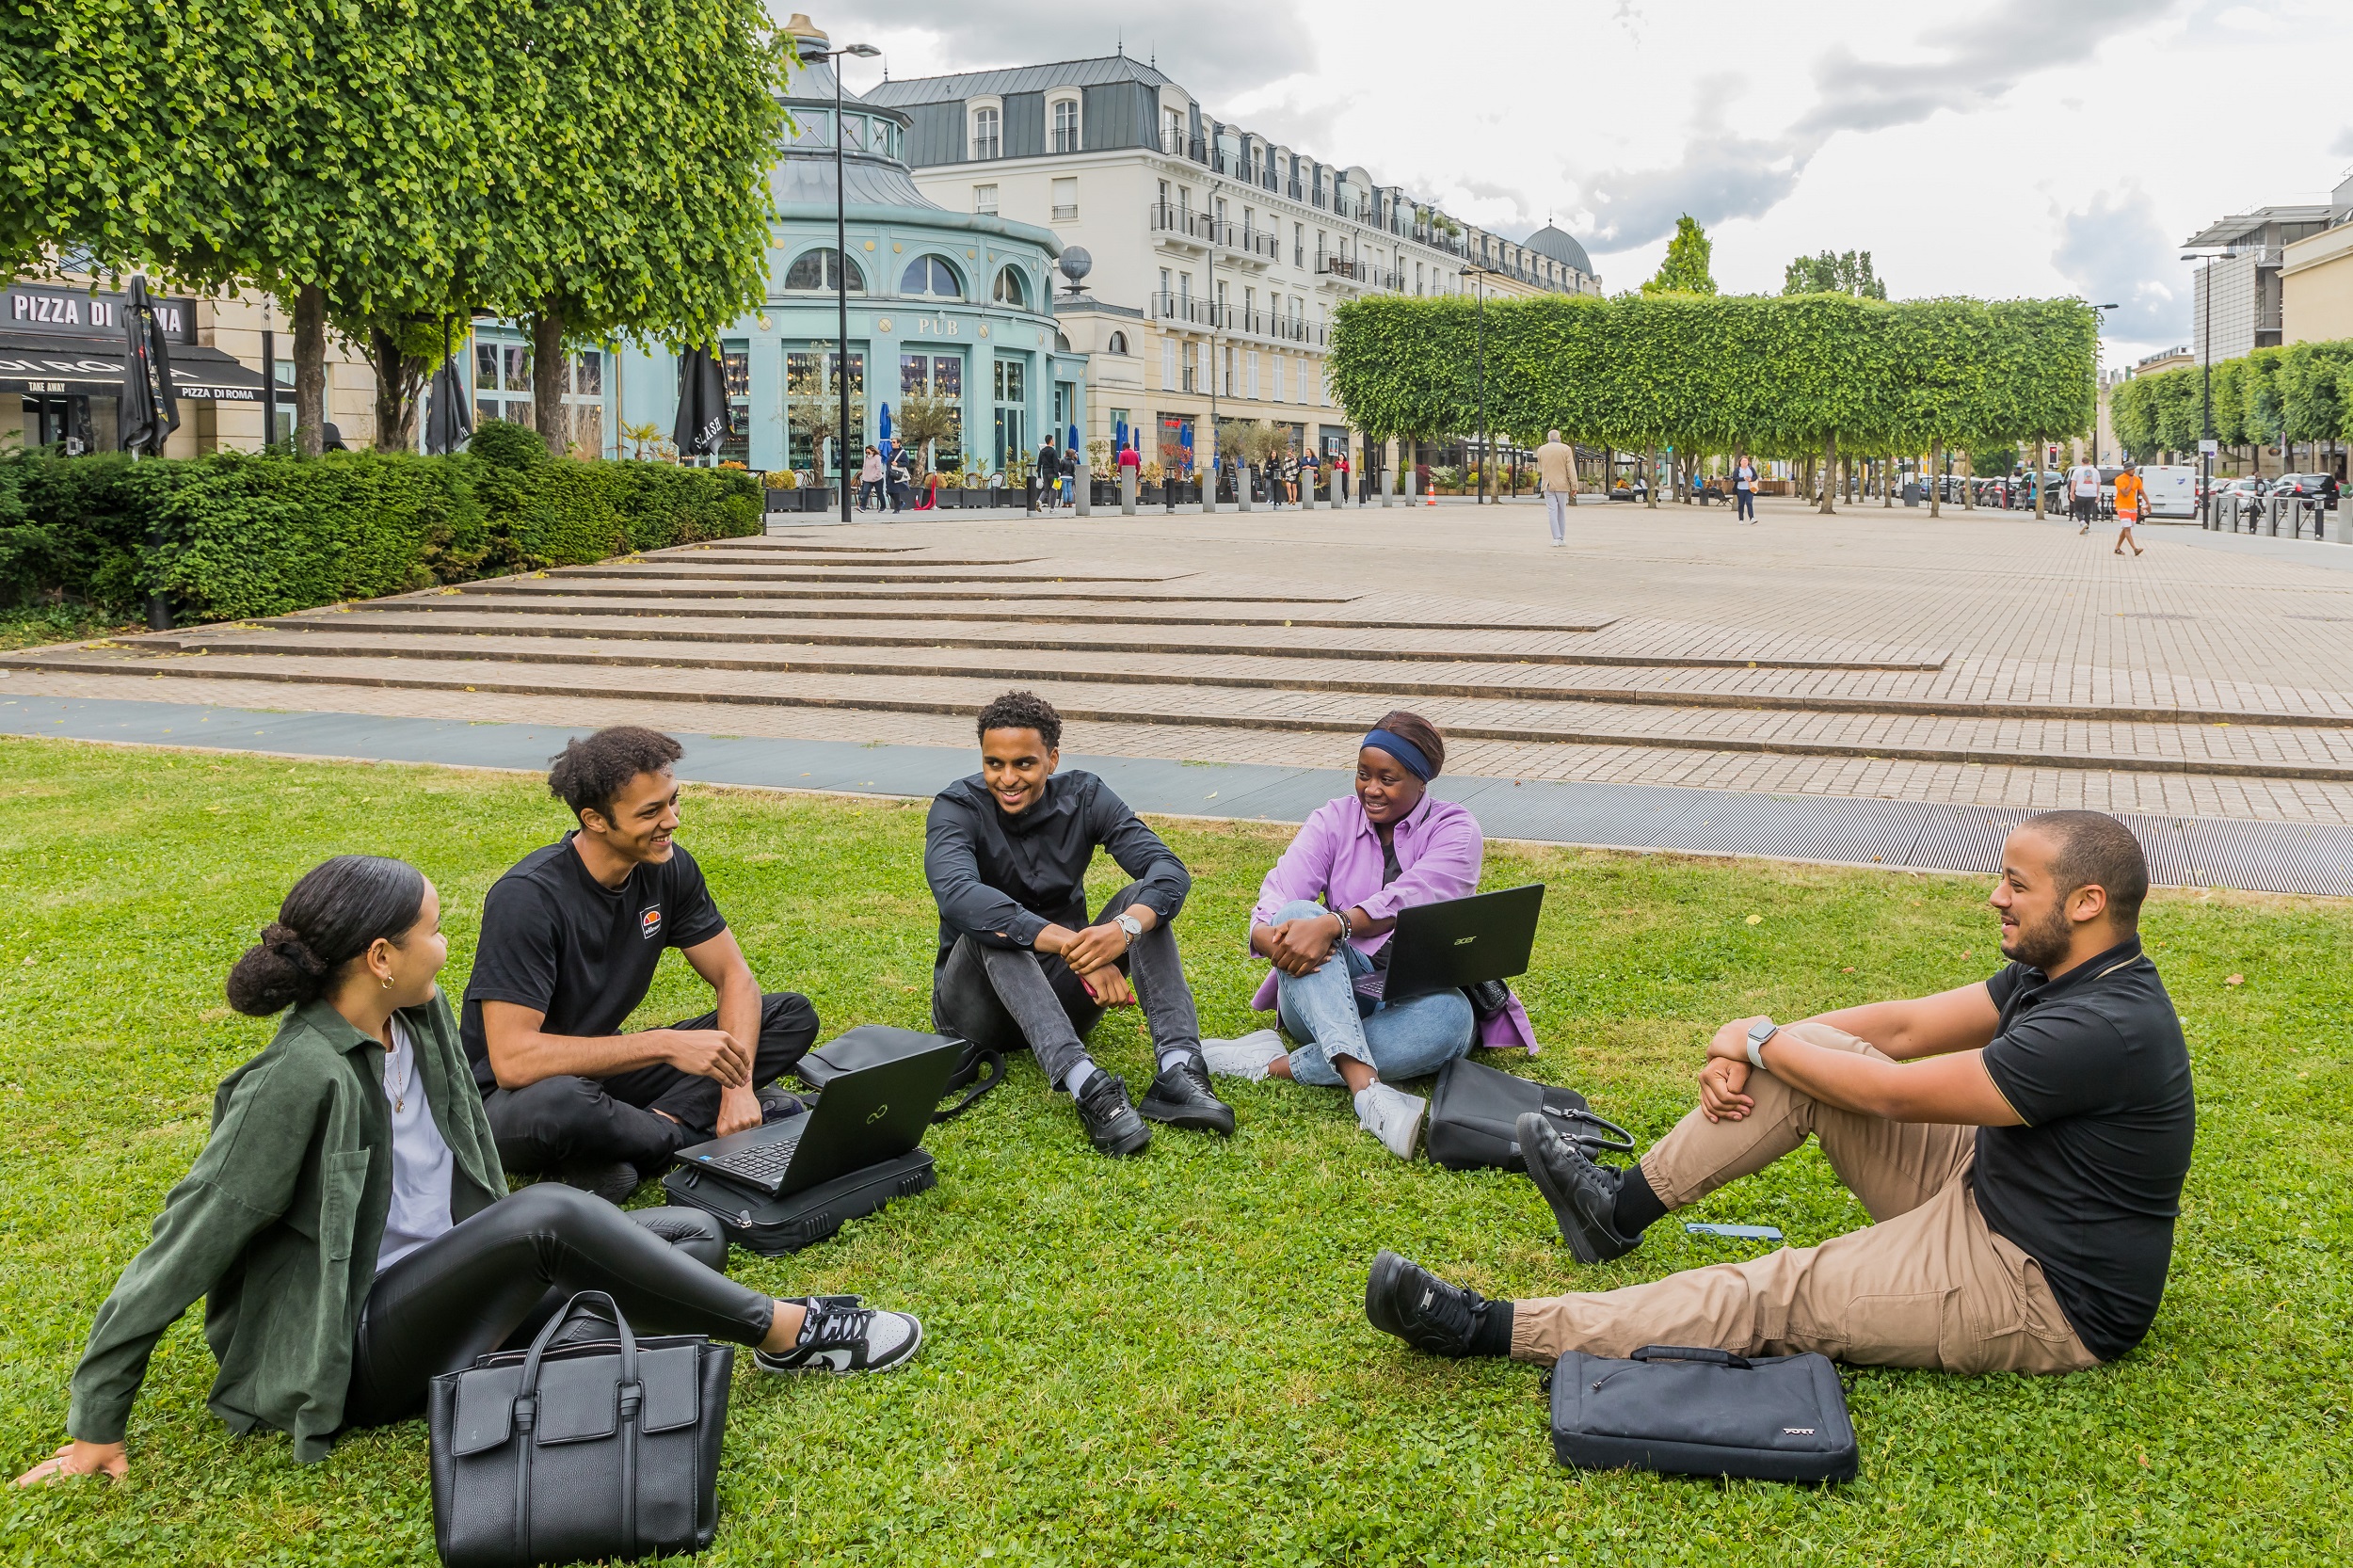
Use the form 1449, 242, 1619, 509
1736, 488, 1754, 520
1267, 899, 1475, 1086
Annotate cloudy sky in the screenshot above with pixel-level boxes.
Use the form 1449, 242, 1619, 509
808, 0, 2353, 362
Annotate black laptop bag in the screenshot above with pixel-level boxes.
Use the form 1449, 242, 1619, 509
796, 1023, 1003, 1123
1547, 1345, 1858, 1483
663, 1150, 936, 1256
1426, 1057, 1633, 1173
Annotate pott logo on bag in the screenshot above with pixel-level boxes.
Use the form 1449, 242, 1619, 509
640, 905, 664, 941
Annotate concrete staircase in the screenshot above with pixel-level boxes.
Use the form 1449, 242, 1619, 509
13, 535, 2353, 782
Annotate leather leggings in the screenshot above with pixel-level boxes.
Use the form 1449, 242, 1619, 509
341, 1183, 774, 1429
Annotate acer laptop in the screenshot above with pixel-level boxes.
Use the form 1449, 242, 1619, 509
674, 1037, 960, 1199
1380, 884, 1545, 1000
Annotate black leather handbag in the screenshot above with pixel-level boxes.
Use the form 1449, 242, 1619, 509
797, 1022, 1003, 1123
1425, 1057, 1633, 1173
427, 1291, 734, 1567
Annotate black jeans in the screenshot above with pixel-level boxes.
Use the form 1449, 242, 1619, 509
483, 991, 818, 1174
341, 1183, 774, 1429
930, 886, 1203, 1086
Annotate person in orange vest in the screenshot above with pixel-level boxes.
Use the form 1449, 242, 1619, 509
2111, 464, 2146, 557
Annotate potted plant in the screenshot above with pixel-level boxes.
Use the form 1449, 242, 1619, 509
762, 469, 799, 512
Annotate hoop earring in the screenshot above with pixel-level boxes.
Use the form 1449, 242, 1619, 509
381, 975, 393, 990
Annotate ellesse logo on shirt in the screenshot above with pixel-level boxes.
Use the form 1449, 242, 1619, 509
640, 905, 664, 941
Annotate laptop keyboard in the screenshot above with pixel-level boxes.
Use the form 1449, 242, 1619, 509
697, 1126, 805, 1185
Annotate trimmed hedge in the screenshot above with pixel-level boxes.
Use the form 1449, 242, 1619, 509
0, 443, 760, 624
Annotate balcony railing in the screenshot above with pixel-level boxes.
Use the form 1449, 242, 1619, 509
1150, 292, 1222, 327
1149, 201, 1212, 242
1051, 128, 1080, 154
1158, 128, 1209, 162
972, 135, 1000, 160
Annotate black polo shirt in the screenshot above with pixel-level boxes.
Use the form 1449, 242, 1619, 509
1975, 937, 2195, 1361
458, 834, 729, 1092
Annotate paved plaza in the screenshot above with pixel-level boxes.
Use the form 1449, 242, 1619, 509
7, 493, 2353, 874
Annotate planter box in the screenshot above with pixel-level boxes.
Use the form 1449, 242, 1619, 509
763, 488, 800, 512
800, 487, 836, 512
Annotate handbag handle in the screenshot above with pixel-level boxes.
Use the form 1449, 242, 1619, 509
517, 1290, 640, 1403
933, 1047, 1005, 1123
1631, 1344, 1753, 1369
1545, 1105, 1637, 1159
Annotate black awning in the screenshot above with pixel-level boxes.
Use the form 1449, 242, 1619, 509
0, 334, 271, 401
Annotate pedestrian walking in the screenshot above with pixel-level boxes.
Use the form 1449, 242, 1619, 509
1535, 429, 1579, 546
857, 446, 885, 512
2069, 456, 2100, 534
1731, 454, 1759, 523
2113, 462, 2146, 556
1334, 449, 1351, 504
1036, 436, 1061, 510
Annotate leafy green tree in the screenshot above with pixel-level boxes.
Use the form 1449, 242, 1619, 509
487, 3, 792, 455
1783, 249, 1888, 299
1642, 216, 1718, 296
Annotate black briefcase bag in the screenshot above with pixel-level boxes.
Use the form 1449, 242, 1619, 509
1548, 1345, 1858, 1484
1425, 1057, 1633, 1173
428, 1291, 734, 1567
663, 1148, 937, 1256
797, 1023, 1004, 1123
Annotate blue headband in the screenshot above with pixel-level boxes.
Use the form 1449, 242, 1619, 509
1362, 728, 1434, 782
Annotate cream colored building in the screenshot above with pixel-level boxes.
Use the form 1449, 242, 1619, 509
2282, 219, 2353, 345
864, 52, 1598, 474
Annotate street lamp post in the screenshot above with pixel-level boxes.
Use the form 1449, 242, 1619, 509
802, 35, 880, 523
1465, 265, 1497, 504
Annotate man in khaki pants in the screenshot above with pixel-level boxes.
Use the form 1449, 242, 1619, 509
1367, 810, 2194, 1375
1535, 430, 1578, 546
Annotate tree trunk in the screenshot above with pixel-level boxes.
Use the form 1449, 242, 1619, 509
1817, 433, 1838, 514
2032, 434, 2045, 519
1929, 440, 1943, 517
293, 283, 327, 458
532, 302, 568, 456
1644, 449, 1657, 507
1881, 454, 1892, 507
1961, 448, 1976, 509
368, 327, 426, 453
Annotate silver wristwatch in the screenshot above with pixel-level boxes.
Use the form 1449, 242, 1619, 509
1745, 1017, 1778, 1069
1113, 913, 1144, 943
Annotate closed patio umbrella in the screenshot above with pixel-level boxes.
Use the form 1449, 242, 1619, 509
878, 400, 893, 464
119, 275, 180, 456
424, 320, 473, 455
673, 345, 727, 458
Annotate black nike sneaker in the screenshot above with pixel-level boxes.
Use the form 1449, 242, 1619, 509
1136, 1059, 1236, 1136
1074, 1069, 1152, 1157
1363, 1250, 1504, 1359
754, 1300, 923, 1375
1517, 1112, 1640, 1262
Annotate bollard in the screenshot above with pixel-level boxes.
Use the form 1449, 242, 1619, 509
1238, 467, 1254, 511
1121, 467, 1136, 516
1301, 468, 1317, 509
1075, 460, 1091, 518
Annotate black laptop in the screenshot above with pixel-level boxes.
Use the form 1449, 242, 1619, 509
1380, 884, 1545, 1000
674, 1037, 960, 1198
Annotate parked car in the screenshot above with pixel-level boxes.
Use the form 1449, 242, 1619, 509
2269, 472, 2340, 507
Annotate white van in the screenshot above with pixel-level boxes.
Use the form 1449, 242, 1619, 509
2141, 465, 2197, 520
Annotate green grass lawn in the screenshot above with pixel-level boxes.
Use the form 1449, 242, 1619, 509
0, 740, 2346, 1566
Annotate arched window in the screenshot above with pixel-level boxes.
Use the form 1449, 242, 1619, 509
782, 248, 864, 293
993, 265, 1028, 308
972, 106, 1000, 160
900, 255, 963, 298
1107, 330, 1128, 355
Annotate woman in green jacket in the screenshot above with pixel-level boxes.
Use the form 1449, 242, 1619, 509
18, 855, 921, 1486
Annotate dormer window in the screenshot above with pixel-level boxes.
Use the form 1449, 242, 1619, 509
1050, 97, 1080, 154
971, 105, 1000, 160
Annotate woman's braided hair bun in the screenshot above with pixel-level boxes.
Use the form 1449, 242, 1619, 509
225, 856, 427, 1016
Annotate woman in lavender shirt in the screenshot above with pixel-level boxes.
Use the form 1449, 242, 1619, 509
1203, 712, 1535, 1159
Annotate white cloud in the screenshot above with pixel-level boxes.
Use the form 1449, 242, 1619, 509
2052, 189, 2182, 344
2215, 6, 2281, 30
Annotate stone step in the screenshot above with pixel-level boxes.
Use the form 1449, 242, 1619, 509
16, 648, 2353, 779
118, 630, 2353, 729
542, 566, 1168, 584
247, 612, 1941, 672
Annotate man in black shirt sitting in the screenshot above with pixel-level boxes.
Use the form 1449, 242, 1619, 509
462, 727, 818, 1201
1368, 809, 2196, 1374
926, 691, 1232, 1156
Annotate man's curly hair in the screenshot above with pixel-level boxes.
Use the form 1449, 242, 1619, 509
976, 690, 1063, 749
547, 726, 684, 824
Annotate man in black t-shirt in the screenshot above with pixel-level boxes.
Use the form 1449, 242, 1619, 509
1368, 810, 2196, 1375
462, 727, 818, 1201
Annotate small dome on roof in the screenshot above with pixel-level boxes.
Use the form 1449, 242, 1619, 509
1526, 225, 1593, 276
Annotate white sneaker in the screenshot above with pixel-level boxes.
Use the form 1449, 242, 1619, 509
1200, 1028, 1286, 1080
1354, 1082, 1427, 1160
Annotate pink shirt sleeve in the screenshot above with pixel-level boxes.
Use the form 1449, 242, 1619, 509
1354, 807, 1482, 922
